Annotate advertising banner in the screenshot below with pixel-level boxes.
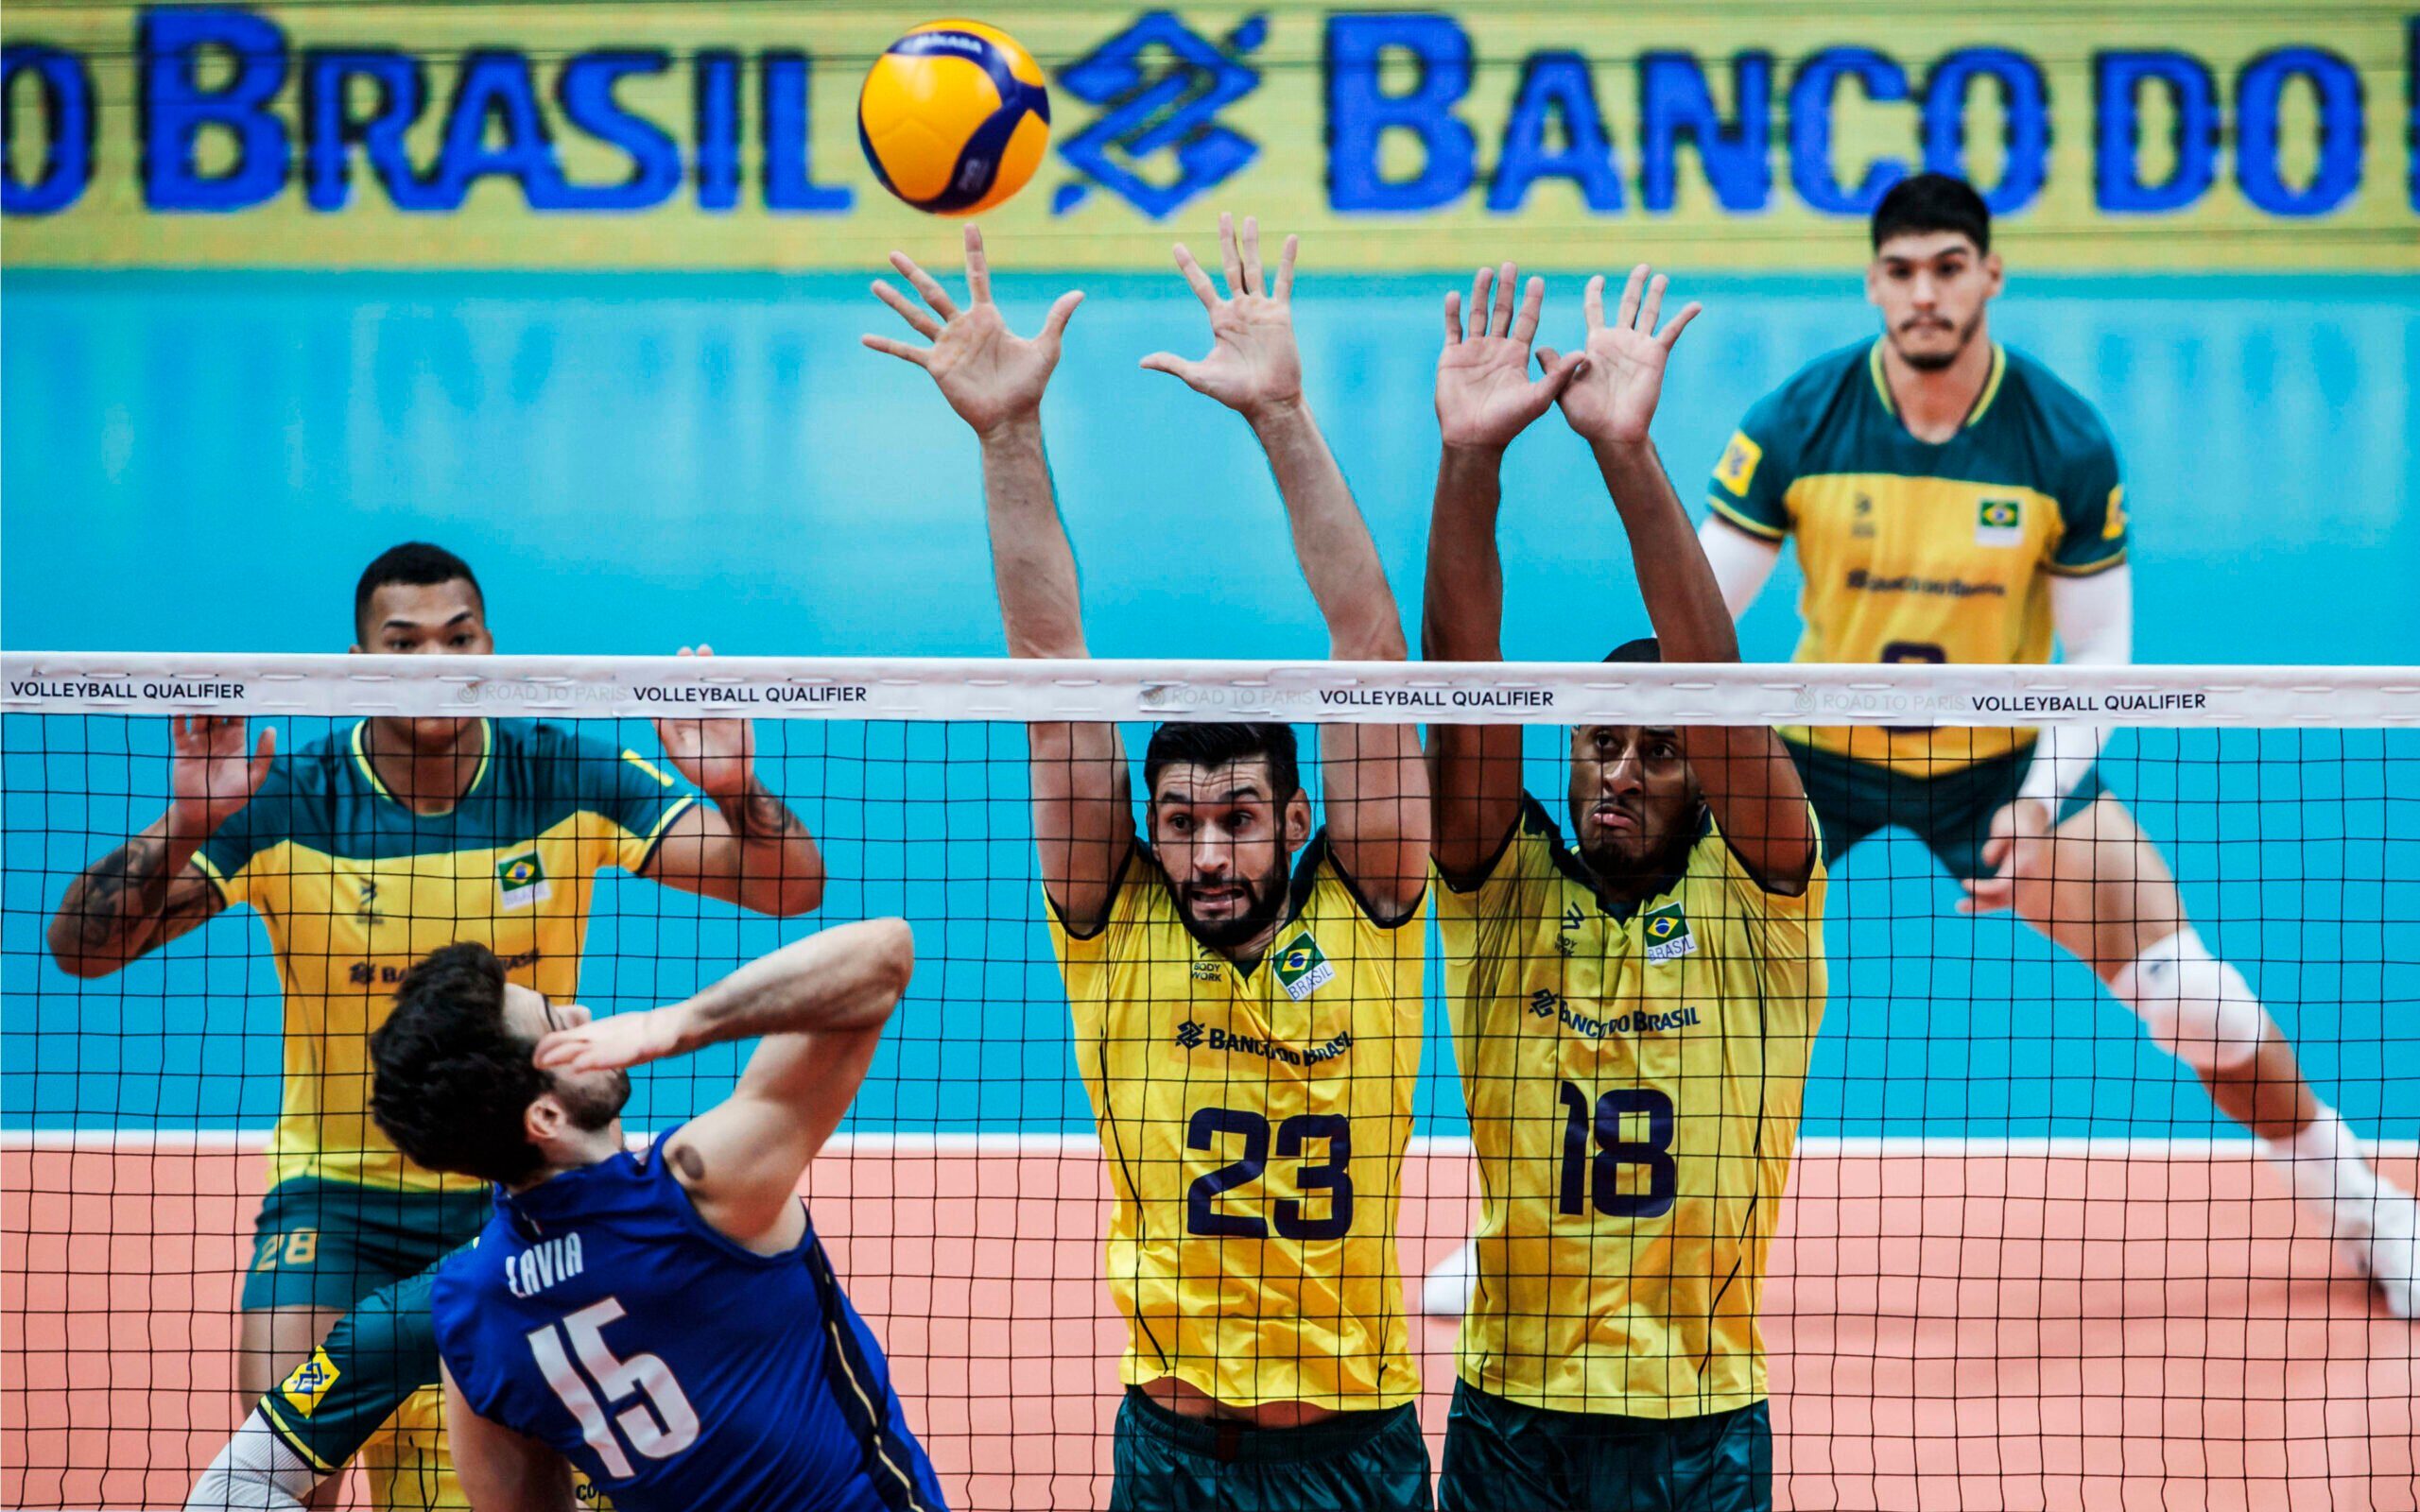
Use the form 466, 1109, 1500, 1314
4, 3, 2413, 268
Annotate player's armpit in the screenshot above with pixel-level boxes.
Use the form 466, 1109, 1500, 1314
440, 1364, 572, 1512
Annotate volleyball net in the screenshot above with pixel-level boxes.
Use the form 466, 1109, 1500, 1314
4, 651, 2415, 1510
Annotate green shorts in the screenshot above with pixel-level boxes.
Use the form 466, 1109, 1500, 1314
240, 1177, 490, 1313
259, 1261, 445, 1477
1110, 1388, 1433, 1512
1784, 737, 2105, 883
1437, 1381, 1771, 1512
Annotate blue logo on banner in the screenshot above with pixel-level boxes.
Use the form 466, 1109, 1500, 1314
1052, 11, 1266, 218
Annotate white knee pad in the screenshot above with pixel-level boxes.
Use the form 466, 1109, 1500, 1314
2114, 929, 2269, 1073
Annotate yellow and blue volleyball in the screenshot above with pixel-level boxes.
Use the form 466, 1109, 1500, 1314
857, 20, 1051, 217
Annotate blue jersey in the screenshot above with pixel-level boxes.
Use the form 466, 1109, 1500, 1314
431, 1131, 945, 1512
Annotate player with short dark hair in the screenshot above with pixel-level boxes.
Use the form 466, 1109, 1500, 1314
1685, 170, 2413, 1315
48, 541, 829, 1507
1420, 260, 1825, 1512
363, 922, 943, 1512
865, 218, 1434, 1510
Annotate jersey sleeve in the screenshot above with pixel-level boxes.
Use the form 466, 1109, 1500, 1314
192, 765, 295, 912
258, 1264, 443, 1476
562, 729, 699, 875
2046, 427, 2129, 576
1704, 388, 1798, 541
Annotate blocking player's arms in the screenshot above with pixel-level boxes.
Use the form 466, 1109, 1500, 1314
45, 714, 267, 976
863, 224, 1131, 930
638, 646, 825, 918
1142, 213, 1429, 913
533, 919, 915, 1249
1555, 265, 1815, 890
440, 1363, 575, 1512
1423, 264, 1588, 879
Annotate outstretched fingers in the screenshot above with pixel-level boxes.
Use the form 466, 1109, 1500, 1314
1534, 346, 1587, 400
963, 224, 994, 305
1138, 351, 1202, 386
1273, 234, 1298, 301
1239, 215, 1264, 298
872, 280, 942, 338
1218, 211, 1245, 298
1510, 274, 1545, 346
1616, 264, 1649, 333
1443, 289, 1465, 344
861, 333, 930, 368
1582, 273, 1607, 332
890, 250, 960, 321
1658, 301, 1703, 350
1490, 261, 1516, 338
1171, 243, 1220, 310
1039, 289, 1085, 349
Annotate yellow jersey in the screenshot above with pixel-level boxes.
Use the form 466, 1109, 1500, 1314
1440, 796, 1827, 1417
1046, 834, 1426, 1411
1708, 340, 2129, 773
195, 719, 696, 1193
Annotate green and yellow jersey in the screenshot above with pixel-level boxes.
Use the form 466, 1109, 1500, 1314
197, 718, 696, 1194
1708, 339, 2129, 772
1047, 835, 1426, 1412
1441, 797, 1826, 1418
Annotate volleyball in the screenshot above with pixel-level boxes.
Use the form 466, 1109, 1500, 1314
856, 20, 1051, 216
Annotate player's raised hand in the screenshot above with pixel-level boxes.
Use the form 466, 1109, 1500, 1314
864, 224, 1083, 438
166, 715, 273, 835
1959, 799, 2054, 916
652, 645, 757, 802
1436, 263, 1587, 452
533, 1005, 683, 1075
1141, 213, 1305, 421
1547, 264, 1702, 449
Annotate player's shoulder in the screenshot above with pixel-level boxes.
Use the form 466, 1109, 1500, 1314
427, 1227, 501, 1335
1996, 344, 2118, 459
1741, 340, 1874, 440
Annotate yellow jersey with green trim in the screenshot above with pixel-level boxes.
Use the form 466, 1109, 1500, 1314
195, 718, 697, 1194
1046, 834, 1425, 1411
1707, 340, 2129, 772
1441, 796, 1826, 1418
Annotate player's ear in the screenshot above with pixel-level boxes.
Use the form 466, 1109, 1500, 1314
1863, 260, 1883, 308
525, 1090, 564, 1147
1982, 250, 2005, 297
1284, 789, 1312, 852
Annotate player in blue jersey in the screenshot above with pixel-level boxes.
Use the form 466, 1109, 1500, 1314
367, 919, 946, 1512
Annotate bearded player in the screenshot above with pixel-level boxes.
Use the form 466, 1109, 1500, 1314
1685, 173, 2412, 1315
1422, 260, 1824, 1510
49, 542, 827, 1507
864, 216, 1433, 1509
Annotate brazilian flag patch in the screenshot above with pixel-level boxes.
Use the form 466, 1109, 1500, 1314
1975, 497, 2024, 547
1274, 931, 1336, 1002
278, 1347, 341, 1418
496, 850, 552, 910
1642, 902, 1697, 964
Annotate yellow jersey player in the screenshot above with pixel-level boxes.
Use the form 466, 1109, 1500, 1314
864, 217, 1433, 1511
49, 542, 827, 1508
1421, 261, 1824, 1511
1693, 173, 2415, 1316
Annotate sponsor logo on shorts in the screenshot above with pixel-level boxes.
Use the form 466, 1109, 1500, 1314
279, 1347, 341, 1418
1975, 497, 2025, 546
496, 850, 551, 910
1643, 902, 1697, 963
1273, 931, 1334, 1002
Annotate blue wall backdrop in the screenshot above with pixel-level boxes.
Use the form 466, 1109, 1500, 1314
5, 270, 2416, 1140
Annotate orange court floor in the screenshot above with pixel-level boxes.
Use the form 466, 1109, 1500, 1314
3, 1138, 2414, 1512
